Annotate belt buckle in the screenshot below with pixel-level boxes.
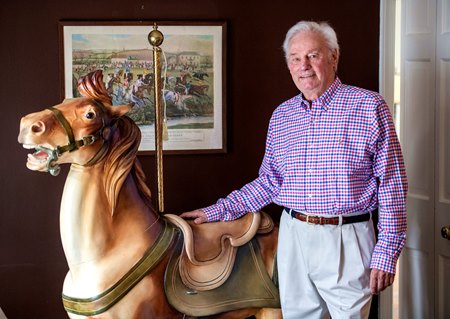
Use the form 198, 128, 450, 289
306, 214, 318, 225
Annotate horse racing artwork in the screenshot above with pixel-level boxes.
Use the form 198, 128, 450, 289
60, 21, 226, 153
18, 71, 281, 318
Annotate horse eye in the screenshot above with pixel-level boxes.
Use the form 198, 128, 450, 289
85, 112, 96, 119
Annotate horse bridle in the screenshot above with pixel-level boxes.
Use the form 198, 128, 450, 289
38, 100, 113, 176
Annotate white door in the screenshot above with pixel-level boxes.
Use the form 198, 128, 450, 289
400, 0, 436, 317
435, 0, 450, 317
399, 0, 450, 318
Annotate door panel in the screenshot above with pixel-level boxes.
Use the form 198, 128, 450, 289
401, 248, 432, 317
401, 0, 450, 318
435, 1, 450, 318
400, 0, 436, 318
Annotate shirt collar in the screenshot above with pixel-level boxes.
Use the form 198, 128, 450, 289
297, 77, 342, 111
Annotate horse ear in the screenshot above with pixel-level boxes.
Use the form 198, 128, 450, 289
107, 104, 133, 118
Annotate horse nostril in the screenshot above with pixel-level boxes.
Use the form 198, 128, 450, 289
31, 121, 45, 134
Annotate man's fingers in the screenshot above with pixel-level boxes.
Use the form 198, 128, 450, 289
179, 209, 208, 224
383, 273, 391, 290
377, 271, 385, 293
370, 269, 395, 294
179, 210, 202, 219
194, 216, 207, 224
179, 212, 196, 218
370, 270, 379, 294
387, 273, 395, 287
379, 272, 395, 292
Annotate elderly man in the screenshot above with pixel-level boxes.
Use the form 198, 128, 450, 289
181, 21, 407, 319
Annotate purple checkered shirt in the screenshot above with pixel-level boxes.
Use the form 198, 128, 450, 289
203, 78, 407, 274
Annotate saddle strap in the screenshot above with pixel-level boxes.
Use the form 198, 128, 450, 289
62, 220, 175, 316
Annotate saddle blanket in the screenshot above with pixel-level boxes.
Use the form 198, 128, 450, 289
165, 235, 280, 317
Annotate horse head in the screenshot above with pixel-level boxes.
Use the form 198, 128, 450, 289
18, 70, 132, 176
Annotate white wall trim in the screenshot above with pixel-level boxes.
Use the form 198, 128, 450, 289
379, 0, 397, 318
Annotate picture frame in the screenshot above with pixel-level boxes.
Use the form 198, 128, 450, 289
59, 21, 226, 154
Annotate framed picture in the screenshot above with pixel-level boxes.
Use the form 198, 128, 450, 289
59, 21, 226, 154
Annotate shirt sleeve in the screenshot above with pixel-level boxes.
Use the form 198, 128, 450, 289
370, 100, 408, 274
202, 118, 283, 222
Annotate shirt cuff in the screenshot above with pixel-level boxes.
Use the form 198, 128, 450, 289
370, 251, 398, 274
202, 204, 224, 222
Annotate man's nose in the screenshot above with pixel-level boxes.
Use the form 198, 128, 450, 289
300, 60, 311, 71
299, 60, 311, 70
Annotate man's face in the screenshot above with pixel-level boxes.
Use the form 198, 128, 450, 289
287, 31, 338, 101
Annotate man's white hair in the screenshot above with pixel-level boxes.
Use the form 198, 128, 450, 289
282, 21, 340, 65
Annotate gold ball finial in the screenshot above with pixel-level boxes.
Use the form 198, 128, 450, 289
148, 23, 164, 47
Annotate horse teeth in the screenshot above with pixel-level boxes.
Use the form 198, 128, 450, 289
28, 155, 47, 164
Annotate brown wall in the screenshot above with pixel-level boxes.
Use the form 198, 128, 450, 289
0, 1, 380, 318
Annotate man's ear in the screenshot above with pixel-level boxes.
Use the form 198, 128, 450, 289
331, 49, 339, 70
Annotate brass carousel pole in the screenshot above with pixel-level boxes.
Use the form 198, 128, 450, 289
148, 24, 165, 214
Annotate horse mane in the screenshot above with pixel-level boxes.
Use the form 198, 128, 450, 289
78, 70, 112, 105
103, 116, 154, 215
77, 70, 154, 214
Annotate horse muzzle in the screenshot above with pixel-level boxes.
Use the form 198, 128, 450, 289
20, 143, 61, 176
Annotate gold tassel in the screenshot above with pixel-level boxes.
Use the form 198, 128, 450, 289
163, 118, 169, 141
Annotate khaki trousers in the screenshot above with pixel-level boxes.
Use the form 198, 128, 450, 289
277, 210, 376, 319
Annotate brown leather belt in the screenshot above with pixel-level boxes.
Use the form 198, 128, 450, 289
285, 208, 370, 225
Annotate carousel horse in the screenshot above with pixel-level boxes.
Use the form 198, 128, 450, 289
17, 70, 281, 319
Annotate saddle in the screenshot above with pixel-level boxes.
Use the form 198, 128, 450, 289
164, 211, 274, 291
164, 211, 280, 316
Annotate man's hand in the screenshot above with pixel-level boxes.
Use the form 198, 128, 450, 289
370, 268, 395, 294
179, 209, 208, 224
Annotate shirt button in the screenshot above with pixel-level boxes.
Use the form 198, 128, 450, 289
308, 194, 313, 198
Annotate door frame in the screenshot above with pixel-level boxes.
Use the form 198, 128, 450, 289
379, 0, 399, 318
